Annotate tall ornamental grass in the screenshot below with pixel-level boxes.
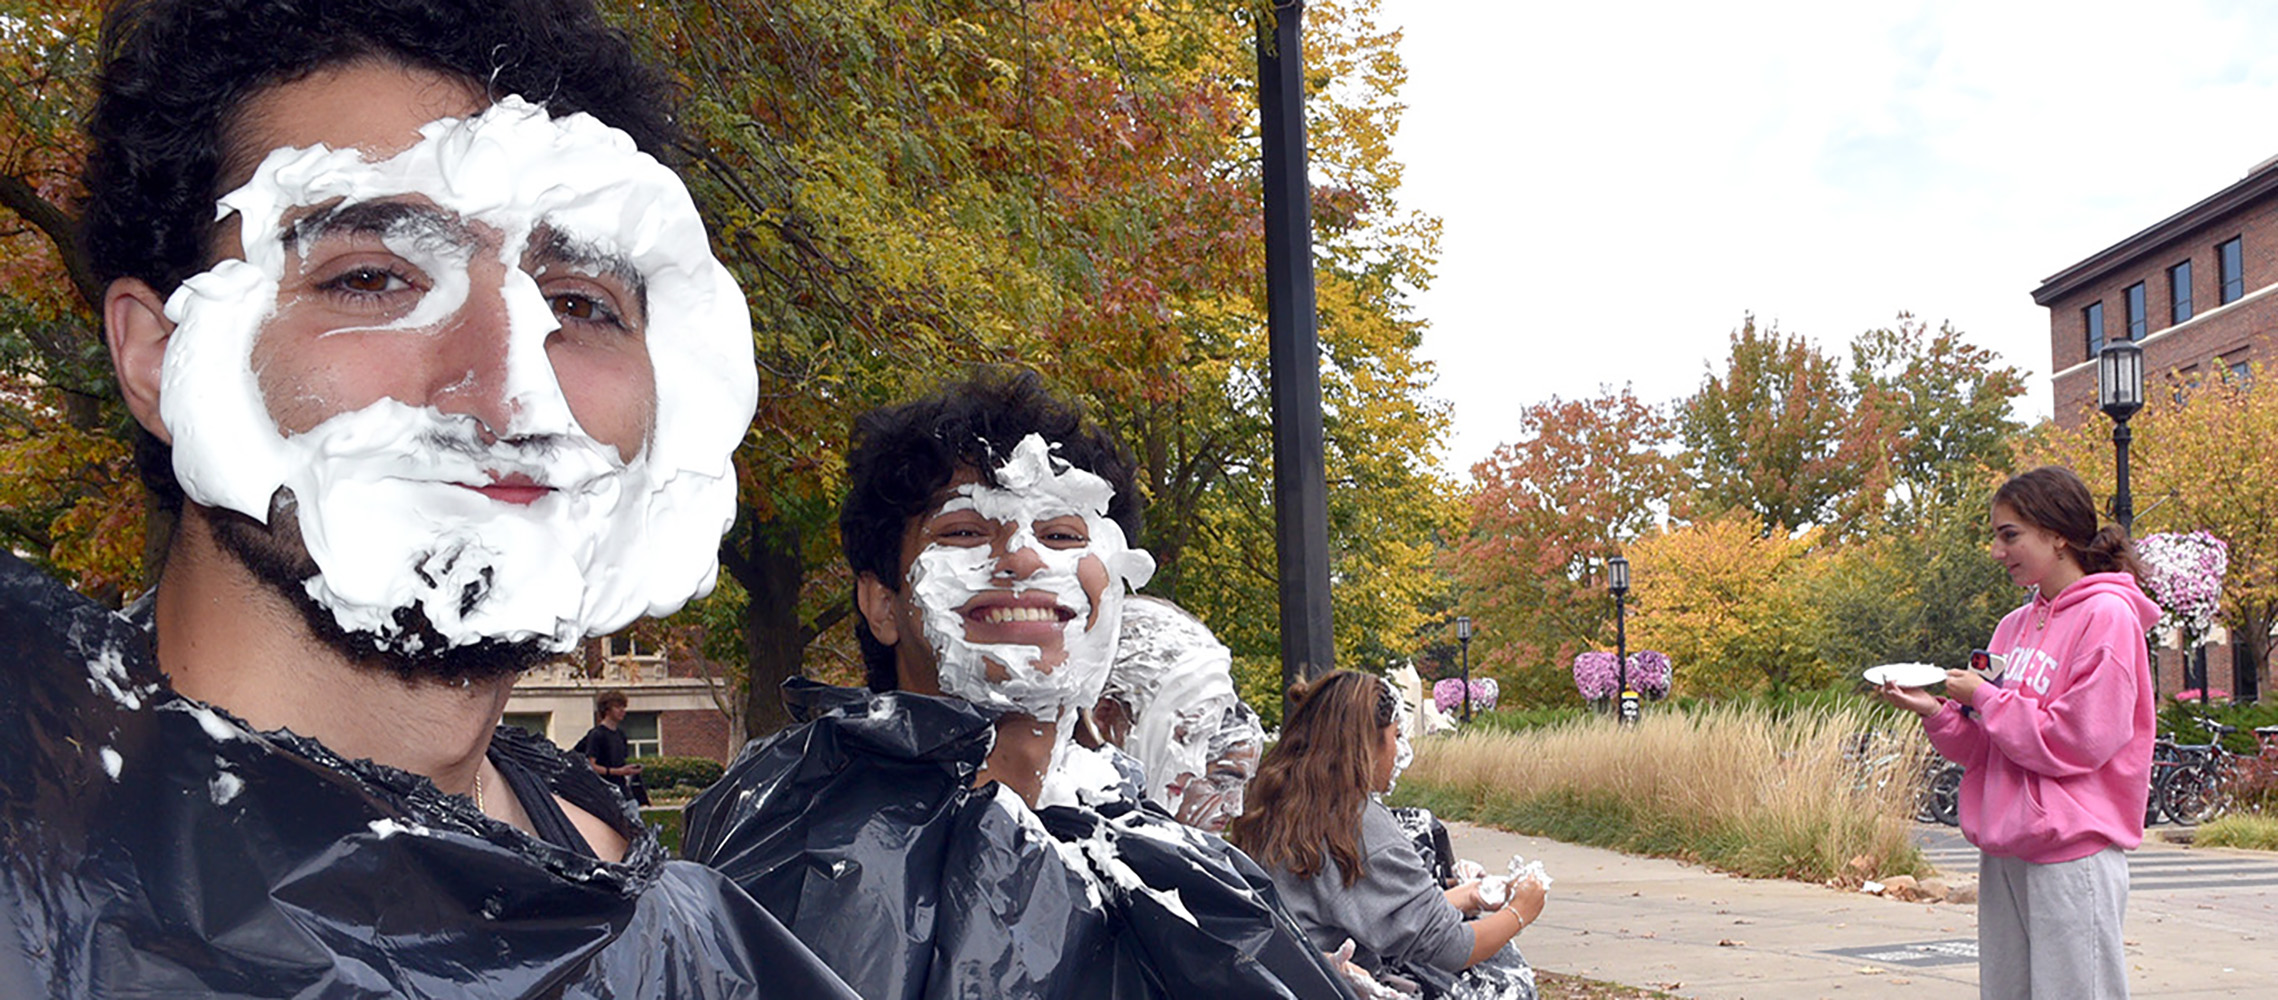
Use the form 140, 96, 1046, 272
1391, 701, 1931, 884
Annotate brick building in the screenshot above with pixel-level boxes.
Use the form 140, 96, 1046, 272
505, 633, 742, 763
2031, 155, 2278, 703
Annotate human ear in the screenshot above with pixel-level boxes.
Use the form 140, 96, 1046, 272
104, 278, 174, 443
855, 572, 902, 649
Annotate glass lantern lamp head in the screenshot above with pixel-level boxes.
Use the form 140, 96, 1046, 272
2098, 341, 2145, 421
1455, 616, 1473, 643
1608, 555, 1630, 597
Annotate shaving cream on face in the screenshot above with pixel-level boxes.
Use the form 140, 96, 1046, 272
160, 97, 756, 652
1106, 597, 1239, 808
906, 434, 1156, 719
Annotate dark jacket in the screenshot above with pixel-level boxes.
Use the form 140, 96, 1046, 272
0, 550, 855, 999
681, 679, 1357, 1000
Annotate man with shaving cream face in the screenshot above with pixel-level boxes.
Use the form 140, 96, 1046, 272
683, 369, 1354, 999
0, 1, 855, 995
862, 434, 1156, 804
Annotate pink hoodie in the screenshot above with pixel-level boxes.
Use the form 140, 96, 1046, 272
1922, 571, 2159, 863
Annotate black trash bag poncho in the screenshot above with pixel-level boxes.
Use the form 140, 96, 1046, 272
681, 679, 1358, 1000
0, 551, 856, 999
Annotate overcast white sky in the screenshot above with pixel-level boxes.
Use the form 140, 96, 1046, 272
1376, 0, 2278, 475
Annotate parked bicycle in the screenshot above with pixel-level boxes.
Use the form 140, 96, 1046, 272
1915, 755, 1962, 827
2155, 716, 2237, 826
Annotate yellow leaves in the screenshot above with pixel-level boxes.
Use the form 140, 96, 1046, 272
0, 400, 142, 600
1627, 513, 1831, 698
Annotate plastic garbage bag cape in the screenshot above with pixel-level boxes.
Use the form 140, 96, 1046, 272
682, 678, 1358, 1000
0, 551, 857, 999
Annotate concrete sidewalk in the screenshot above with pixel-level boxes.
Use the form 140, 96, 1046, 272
1447, 821, 2275, 999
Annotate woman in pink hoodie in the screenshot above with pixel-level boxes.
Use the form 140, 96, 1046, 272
1881, 466, 2157, 1000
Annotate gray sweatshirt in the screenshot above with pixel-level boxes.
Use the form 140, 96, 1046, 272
1261, 798, 1472, 992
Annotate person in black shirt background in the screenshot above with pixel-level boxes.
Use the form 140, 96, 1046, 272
576, 690, 648, 805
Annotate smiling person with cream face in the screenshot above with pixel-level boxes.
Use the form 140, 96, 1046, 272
682, 369, 1353, 1000
0, 1, 857, 995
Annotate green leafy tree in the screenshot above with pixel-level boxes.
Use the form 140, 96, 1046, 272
1679, 317, 1865, 536
1796, 467, 2019, 675
1847, 314, 2026, 525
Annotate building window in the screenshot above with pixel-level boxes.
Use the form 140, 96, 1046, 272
2124, 282, 2146, 340
2220, 237, 2244, 304
2170, 260, 2193, 323
502, 712, 551, 741
2084, 301, 2105, 358
624, 711, 662, 758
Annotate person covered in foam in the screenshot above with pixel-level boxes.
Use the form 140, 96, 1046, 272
1092, 596, 1266, 831
682, 368, 1354, 1000
0, 0, 853, 994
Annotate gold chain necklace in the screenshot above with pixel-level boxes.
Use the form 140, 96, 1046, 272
473, 767, 487, 816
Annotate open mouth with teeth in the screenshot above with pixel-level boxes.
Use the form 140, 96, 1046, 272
976, 605, 1069, 624
958, 599, 1079, 645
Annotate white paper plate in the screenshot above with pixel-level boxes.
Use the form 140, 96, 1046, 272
1863, 662, 1947, 688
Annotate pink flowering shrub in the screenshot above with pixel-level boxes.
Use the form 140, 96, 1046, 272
2136, 531, 2228, 645
1574, 650, 1673, 701
1432, 677, 1498, 714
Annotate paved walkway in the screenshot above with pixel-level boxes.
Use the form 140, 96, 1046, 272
1447, 821, 2278, 998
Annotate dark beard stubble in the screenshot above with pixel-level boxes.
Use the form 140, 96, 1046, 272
205, 489, 552, 686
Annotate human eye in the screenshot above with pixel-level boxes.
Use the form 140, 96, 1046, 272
320, 266, 411, 295
549, 290, 624, 328
309, 259, 425, 313
1037, 518, 1091, 548
926, 513, 991, 546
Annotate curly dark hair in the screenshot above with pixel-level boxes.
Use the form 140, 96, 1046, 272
80, 0, 682, 509
841, 368, 1143, 691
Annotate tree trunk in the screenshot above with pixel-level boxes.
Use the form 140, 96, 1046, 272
737, 522, 806, 741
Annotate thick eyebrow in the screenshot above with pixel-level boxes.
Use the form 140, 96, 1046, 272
531, 227, 649, 325
283, 200, 468, 255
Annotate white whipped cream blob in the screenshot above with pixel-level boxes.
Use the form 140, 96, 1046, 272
159, 97, 756, 652
908, 434, 1156, 718
1105, 596, 1240, 808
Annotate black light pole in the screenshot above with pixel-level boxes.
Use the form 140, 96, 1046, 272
1256, 0, 1335, 716
2097, 342, 2154, 700
1456, 616, 1474, 723
1609, 556, 1635, 725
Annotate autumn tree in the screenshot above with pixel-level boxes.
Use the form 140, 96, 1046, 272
0, 0, 141, 602
1847, 314, 2026, 525
1679, 317, 1868, 536
1445, 387, 1679, 705
2028, 365, 2278, 689
618, 0, 1453, 735
1624, 512, 1831, 698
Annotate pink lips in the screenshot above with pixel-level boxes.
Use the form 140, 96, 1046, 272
463, 471, 550, 506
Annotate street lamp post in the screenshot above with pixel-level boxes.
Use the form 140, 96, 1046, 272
2097, 342, 2155, 701
1609, 556, 1636, 725
2098, 341, 2145, 532
1456, 616, 1474, 723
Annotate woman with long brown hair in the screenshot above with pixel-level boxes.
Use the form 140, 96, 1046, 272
1228, 670, 1546, 999
1880, 466, 2157, 999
